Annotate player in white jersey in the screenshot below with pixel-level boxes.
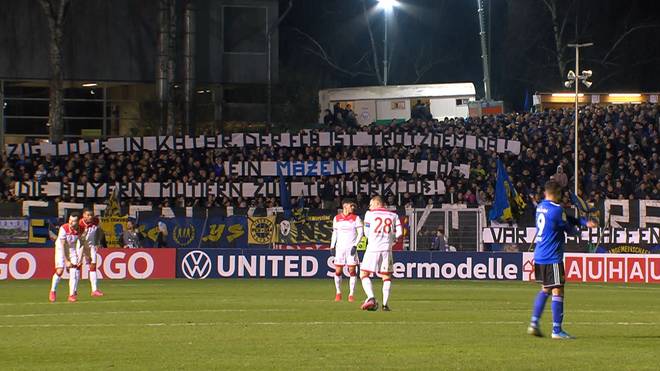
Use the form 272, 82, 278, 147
49, 213, 81, 303
79, 209, 104, 297
360, 195, 402, 311
330, 200, 363, 302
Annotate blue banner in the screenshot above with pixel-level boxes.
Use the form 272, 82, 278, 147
176, 249, 522, 280
139, 216, 247, 249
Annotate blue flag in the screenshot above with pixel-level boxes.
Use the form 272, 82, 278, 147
523, 89, 531, 112
488, 159, 526, 221
569, 191, 597, 213
279, 175, 293, 219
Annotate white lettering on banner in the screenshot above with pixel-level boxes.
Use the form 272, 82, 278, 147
587, 258, 603, 280
104, 252, 126, 279
268, 256, 283, 277
128, 252, 154, 279
5, 133, 521, 157
301, 256, 318, 277
212, 255, 320, 278
15, 179, 448, 198
390, 258, 518, 280
0, 252, 37, 280
522, 253, 660, 283
640, 200, 660, 227
482, 227, 660, 244
239, 256, 257, 277
0, 252, 6, 279
100, 251, 156, 279
10, 253, 37, 279
226, 160, 471, 178
285, 256, 298, 277
605, 199, 630, 228
218, 256, 235, 277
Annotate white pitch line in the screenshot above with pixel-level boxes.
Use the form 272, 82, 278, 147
0, 299, 149, 306
0, 320, 658, 329
0, 308, 295, 318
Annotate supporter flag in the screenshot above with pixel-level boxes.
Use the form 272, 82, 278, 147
488, 159, 526, 221
105, 183, 121, 217
569, 191, 597, 214
279, 175, 293, 219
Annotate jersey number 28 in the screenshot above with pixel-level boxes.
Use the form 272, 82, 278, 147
374, 217, 393, 234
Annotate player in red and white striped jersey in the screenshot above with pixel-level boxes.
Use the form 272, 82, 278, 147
360, 196, 402, 311
50, 213, 81, 303
79, 209, 104, 297
330, 200, 363, 302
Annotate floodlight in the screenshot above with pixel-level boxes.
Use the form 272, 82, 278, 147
377, 0, 399, 11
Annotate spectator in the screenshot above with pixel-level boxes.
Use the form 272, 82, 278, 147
156, 221, 168, 248
551, 165, 568, 189
431, 228, 448, 251
120, 220, 144, 248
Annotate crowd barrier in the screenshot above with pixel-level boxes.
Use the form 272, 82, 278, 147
3, 248, 657, 283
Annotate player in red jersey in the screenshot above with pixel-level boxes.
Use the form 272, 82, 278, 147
360, 196, 402, 311
79, 209, 104, 297
50, 213, 81, 302
330, 200, 363, 302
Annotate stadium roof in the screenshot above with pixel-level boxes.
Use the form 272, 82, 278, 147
319, 82, 476, 102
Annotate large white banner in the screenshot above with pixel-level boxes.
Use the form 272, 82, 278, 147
226, 160, 470, 178
6, 132, 521, 157
15, 179, 447, 199
482, 227, 660, 245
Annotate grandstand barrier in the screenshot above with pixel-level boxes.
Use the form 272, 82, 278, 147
0, 248, 176, 280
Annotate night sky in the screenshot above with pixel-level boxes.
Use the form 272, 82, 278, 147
276, 0, 660, 112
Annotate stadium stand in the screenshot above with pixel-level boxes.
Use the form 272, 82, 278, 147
2, 103, 658, 213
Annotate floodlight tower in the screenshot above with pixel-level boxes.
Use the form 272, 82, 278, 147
564, 42, 594, 196
377, 0, 399, 86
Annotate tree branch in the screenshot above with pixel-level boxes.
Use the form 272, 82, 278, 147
601, 24, 660, 64
292, 28, 376, 78
361, 0, 383, 85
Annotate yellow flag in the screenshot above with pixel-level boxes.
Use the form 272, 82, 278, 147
105, 185, 121, 217
247, 216, 276, 244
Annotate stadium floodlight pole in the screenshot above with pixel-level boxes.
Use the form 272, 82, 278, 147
377, 0, 398, 86
565, 42, 593, 196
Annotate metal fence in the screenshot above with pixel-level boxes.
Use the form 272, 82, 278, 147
409, 206, 485, 252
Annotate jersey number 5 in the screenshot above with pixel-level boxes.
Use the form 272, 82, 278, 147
374, 217, 393, 234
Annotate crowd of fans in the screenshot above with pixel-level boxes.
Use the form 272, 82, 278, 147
1, 103, 658, 213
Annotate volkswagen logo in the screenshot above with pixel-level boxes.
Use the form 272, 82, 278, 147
181, 250, 212, 279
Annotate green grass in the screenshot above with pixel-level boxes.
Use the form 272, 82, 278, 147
1, 280, 659, 370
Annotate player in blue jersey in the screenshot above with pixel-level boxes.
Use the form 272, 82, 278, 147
527, 180, 597, 339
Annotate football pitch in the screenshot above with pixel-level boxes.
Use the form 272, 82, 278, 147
1, 280, 659, 370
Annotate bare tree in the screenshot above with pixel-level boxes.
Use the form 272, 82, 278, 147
166, 0, 177, 135
39, 0, 71, 142
361, 0, 384, 85
412, 44, 450, 84
292, 28, 375, 79
157, 0, 178, 135
541, 0, 573, 81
